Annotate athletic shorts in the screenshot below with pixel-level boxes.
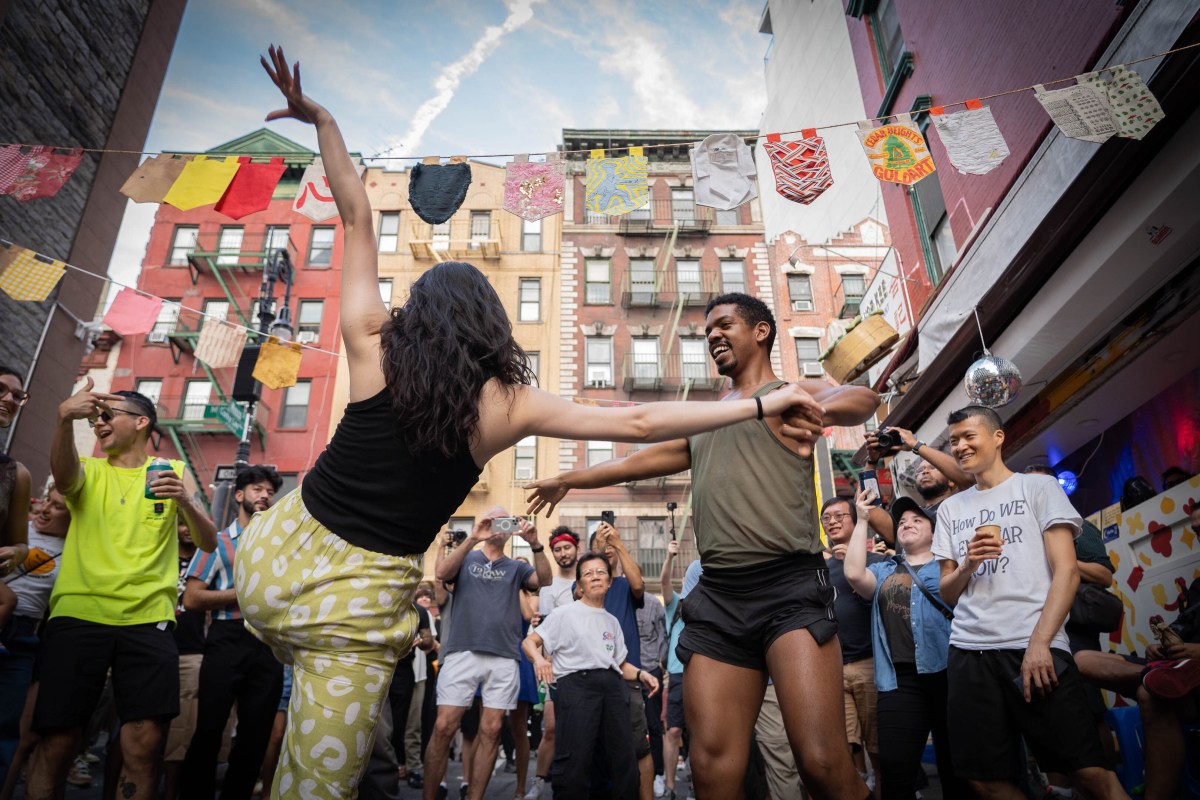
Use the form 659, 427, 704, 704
666, 672, 686, 730
946, 646, 1109, 780
33, 616, 180, 731
437, 651, 520, 710
677, 552, 836, 671
628, 680, 650, 759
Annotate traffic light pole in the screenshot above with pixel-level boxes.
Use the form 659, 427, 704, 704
211, 249, 293, 529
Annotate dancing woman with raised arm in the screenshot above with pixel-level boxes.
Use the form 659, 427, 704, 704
238, 46, 827, 800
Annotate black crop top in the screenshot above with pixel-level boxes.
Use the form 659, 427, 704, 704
301, 389, 482, 556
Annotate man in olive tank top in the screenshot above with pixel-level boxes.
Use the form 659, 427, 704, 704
526, 294, 879, 800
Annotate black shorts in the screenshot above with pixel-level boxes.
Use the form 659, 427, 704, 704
677, 552, 835, 671
32, 616, 180, 732
946, 646, 1109, 780
666, 672, 685, 730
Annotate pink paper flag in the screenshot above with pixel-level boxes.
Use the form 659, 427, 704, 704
102, 288, 164, 336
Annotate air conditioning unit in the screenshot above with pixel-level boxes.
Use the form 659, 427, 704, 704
296, 331, 319, 344
515, 466, 535, 481
146, 331, 169, 344
802, 363, 825, 377
792, 300, 813, 312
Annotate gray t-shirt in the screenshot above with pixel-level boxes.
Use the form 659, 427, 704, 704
442, 551, 535, 660
636, 591, 666, 668
538, 575, 576, 617
932, 473, 1082, 651
536, 600, 627, 679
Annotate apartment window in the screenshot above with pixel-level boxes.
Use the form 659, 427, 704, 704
308, 227, 335, 267
151, 299, 181, 335
632, 337, 661, 381
637, 518, 669, 578
134, 379, 163, 406
514, 436, 537, 481
448, 517, 474, 536
587, 440, 614, 467
522, 218, 542, 252
202, 298, 230, 322
265, 225, 290, 255
842, 274, 866, 299
720, 259, 746, 294
788, 274, 813, 303
280, 380, 311, 429
378, 279, 393, 305
585, 336, 613, 386
680, 338, 708, 381
911, 172, 956, 283
378, 212, 400, 252
629, 196, 652, 222
431, 222, 450, 252
526, 352, 540, 386
871, 0, 905, 82
585, 259, 611, 304
470, 211, 491, 241
168, 226, 199, 266
181, 380, 212, 421
518, 278, 540, 322
715, 207, 740, 226
629, 258, 657, 304
216, 226, 243, 266
297, 300, 324, 338
795, 337, 822, 377
671, 189, 695, 223
676, 259, 702, 296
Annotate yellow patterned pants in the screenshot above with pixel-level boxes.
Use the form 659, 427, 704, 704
234, 488, 422, 799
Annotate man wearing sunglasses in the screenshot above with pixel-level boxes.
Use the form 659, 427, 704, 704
25, 377, 216, 800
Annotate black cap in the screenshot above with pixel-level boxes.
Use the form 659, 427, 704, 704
891, 496, 935, 533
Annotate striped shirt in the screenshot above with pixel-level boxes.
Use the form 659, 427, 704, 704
185, 520, 242, 620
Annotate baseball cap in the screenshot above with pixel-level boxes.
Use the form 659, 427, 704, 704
890, 496, 936, 533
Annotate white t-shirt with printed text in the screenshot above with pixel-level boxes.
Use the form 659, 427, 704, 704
535, 600, 627, 680
932, 473, 1081, 651
538, 575, 576, 617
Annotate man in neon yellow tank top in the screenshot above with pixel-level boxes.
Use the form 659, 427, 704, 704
26, 379, 216, 800
526, 293, 880, 800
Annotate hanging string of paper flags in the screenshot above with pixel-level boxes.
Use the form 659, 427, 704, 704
0, 47, 1179, 220
0, 236, 650, 403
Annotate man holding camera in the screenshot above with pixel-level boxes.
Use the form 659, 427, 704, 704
865, 426, 971, 545
423, 510, 551, 800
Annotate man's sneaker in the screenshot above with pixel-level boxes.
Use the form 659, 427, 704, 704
654, 774, 666, 797
524, 776, 545, 799
407, 771, 424, 789
459, 783, 469, 800
435, 783, 448, 800
1142, 658, 1200, 699
67, 756, 92, 787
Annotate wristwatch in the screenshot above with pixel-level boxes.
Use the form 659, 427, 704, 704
912, 440, 926, 455
530, 544, 544, 553
636, 669, 644, 682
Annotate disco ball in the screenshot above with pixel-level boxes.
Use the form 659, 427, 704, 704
963, 352, 1022, 408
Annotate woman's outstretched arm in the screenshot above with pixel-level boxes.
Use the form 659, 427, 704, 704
261, 45, 387, 397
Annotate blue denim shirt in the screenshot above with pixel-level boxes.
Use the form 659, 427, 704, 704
866, 557, 952, 691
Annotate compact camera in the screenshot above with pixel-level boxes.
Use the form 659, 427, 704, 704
450, 529, 469, 546
492, 516, 521, 534
874, 427, 905, 451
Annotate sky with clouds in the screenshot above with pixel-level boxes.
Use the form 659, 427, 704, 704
107, 0, 771, 289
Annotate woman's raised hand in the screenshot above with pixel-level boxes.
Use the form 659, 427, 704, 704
261, 44, 324, 125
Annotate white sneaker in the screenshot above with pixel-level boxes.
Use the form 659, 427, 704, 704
654, 775, 666, 797
524, 776, 545, 799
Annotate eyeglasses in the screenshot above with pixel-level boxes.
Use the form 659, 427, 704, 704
87, 407, 144, 428
821, 512, 851, 524
0, 384, 29, 406
580, 569, 610, 578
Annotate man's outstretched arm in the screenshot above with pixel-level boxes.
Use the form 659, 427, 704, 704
803, 382, 880, 427
527, 439, 691, 517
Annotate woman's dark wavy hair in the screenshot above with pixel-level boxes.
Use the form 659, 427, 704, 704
380, 261, 534, 458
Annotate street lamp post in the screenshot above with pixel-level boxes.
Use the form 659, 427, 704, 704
210, 248, 294, 528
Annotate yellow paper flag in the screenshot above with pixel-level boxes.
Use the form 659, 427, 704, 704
162, 156, 241, 211
0, 246, 66, 301
252, 336, 303, 390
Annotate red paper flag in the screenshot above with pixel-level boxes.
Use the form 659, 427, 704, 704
0, 146, 84, 201
215, 156, 287, 219
102, 288, 164, 336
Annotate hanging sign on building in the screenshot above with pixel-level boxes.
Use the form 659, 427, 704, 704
856, 114, 936, 185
